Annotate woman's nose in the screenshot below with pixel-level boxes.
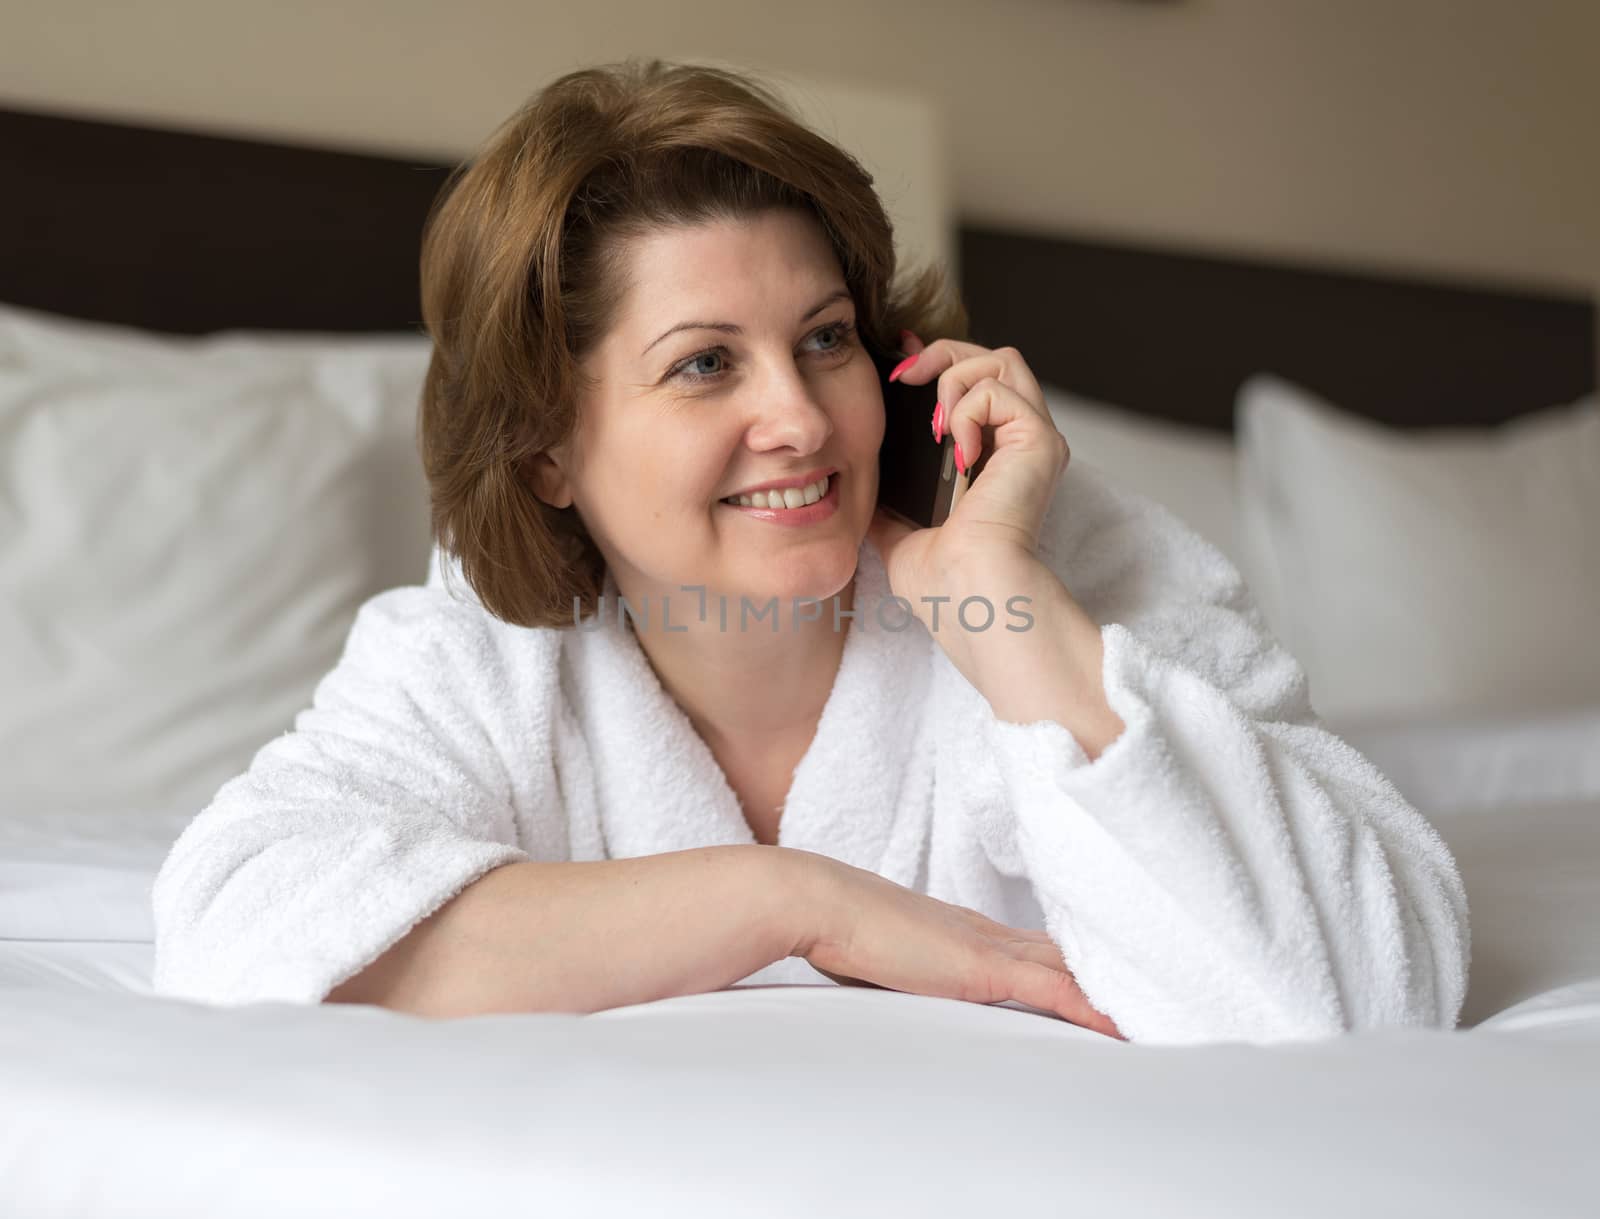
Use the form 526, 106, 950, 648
743, 367, 834, 450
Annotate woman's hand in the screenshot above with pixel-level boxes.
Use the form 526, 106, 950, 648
866, 330, 1071, 616
788, 848, 1125, 1040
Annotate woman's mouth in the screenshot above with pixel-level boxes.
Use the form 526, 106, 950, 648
718, 472, 841, 525
721, 472, 832, 510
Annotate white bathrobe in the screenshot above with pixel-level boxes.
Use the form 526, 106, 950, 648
149, 460, 1470, 1045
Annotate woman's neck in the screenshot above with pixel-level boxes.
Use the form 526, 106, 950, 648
625, 572, 857, 752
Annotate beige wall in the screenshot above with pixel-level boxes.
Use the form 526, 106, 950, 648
4, 0, 1596, 366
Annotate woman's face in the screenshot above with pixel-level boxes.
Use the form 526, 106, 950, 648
534, 208, 884, 612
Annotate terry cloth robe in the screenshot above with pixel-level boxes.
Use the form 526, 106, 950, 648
149, 459, 1470, 1046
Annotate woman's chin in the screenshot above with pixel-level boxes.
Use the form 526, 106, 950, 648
729, 548, 859, 607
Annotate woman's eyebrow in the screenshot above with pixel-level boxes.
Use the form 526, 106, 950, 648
640, 288, 852, 358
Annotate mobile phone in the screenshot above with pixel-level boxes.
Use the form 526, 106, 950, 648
872, 340, 986, 529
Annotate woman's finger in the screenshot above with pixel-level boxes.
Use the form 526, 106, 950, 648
890, 339, 1047, 429
1006, 934, 1072, 976
1004, 927, 1060, 948
1005, 941, 1127, 1040
1006, 959, 1110, 1031
941, 375, 1065, 476
936, 376, 1069, 553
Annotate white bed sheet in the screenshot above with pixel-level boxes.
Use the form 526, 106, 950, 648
2, 739, 1597, 1216
0, 808, 189, 941
2, 964, 1596, 1218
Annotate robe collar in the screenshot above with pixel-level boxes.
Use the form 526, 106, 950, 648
564, 534, 934, 877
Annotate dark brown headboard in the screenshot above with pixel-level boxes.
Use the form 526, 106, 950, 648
2, 103, 450, 336
4, 100, 1593, 433
959, 226, 1595, 432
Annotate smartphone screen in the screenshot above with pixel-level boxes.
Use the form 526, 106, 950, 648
872, 341, 980, 529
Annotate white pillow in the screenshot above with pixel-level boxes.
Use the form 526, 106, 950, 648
1040, 383, 1243, 572
0, 302, 436, 820
1235, 373, 1600, 725
1331, 703, 1600, 816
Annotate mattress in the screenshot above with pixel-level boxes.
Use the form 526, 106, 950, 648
3, 716, 1597, 1218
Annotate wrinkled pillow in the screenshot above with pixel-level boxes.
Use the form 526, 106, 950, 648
0, 301, 435, 820
1235, 372, 1600, 724
1041, 383, 1241, 573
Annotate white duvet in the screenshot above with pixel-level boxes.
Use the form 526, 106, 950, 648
2, 780, 1597, 1217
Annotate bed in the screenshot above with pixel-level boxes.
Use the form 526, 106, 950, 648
2, 100, 1596, 1217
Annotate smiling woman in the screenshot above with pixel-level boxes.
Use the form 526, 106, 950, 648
416, 57, 967, 631
153, 56, 1469, 1050
522, 210, 874, 625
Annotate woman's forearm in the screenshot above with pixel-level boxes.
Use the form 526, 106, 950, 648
324, 845, 809, 1018
944, 554, 1125, 761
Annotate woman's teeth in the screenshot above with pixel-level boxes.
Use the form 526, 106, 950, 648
723, 473, 830, 509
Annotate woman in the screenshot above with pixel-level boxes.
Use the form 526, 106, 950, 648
150, 58, 1469, 1046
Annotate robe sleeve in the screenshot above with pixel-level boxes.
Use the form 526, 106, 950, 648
150, 585, 532, 1007
969, 465, 1471, 1046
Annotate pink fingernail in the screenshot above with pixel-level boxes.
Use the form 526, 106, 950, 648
953, 438, 966, 475
888, 353, 918, 382
931, 401, 943, 442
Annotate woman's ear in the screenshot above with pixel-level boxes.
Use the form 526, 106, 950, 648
523, 449, 576, 510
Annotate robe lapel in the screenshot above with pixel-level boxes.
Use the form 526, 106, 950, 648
563, 536, 933, 878
777, 535, 934, 880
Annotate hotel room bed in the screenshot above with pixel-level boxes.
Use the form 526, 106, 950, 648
4, 787, 1599, 1217
2, 100, 1596, 1217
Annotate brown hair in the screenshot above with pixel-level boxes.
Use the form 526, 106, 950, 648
417, 56, 969, 629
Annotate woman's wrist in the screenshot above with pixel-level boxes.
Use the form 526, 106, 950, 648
764, 845, 839, 961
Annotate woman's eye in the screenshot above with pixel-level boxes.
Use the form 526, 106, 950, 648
809, 320, 857, 353
811, 323, 848, 352
670, 320, 856, 384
